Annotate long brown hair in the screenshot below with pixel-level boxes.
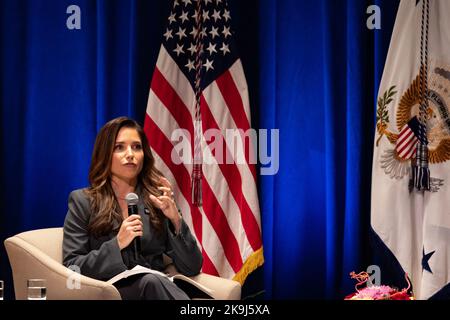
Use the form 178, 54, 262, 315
85, 116, 164, 237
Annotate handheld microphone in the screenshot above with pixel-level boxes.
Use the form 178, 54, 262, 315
125, 192, 141, 260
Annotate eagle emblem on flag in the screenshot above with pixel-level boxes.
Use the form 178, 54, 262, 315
372, 0, 450, 300
375, 61, 450, 191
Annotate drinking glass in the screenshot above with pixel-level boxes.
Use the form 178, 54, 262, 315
27, 279, 47, 300
0, 280, 4, 300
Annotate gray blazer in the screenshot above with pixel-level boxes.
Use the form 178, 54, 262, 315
62, 188, 203, 281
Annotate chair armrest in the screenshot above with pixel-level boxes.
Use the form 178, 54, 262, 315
189, 272, 241, 300
4, 237, 121, 300
164, 264, 241, 300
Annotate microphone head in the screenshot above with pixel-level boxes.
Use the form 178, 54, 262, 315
125, 192, 139, 206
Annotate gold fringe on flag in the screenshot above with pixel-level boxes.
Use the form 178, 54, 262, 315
232, 247, 264, 285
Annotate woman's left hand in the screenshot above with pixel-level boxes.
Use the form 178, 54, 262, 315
149, 177, 181, 232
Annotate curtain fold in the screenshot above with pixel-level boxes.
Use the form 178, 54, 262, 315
259, 0, 399, 298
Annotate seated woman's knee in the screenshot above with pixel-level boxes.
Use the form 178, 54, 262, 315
141, 274, 164, 290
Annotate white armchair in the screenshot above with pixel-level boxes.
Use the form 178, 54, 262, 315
4, 228, 241, 300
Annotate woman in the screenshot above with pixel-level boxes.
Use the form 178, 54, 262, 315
62, 116, 203, 300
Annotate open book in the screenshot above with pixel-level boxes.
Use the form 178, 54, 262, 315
106, 265, 214, 299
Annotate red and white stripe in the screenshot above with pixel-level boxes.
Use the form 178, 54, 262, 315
395, 125, 418, 160
144, 46, 263, 280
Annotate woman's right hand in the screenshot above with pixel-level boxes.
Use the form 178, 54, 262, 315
116, 214, 143, 250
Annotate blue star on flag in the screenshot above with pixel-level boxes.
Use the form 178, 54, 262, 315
422, 247, 435, 273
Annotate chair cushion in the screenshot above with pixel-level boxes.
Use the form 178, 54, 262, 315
15, 228, 63, 263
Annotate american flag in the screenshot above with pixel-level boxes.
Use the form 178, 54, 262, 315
144, 0, 263, 283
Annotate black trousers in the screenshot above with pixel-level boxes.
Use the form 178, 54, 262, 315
114, 273, 190, 300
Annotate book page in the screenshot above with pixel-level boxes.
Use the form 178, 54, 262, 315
106, 265, 169, 285
106, 265, 214, 299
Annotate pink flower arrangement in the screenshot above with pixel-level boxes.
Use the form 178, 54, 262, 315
344, 271, 414, 300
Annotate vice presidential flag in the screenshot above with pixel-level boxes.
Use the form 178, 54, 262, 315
372, 0, 450, 299
143, 0, 263, 283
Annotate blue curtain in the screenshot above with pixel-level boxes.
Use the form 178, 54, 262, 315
259, 0, 398, 299
0, 0, 169, 230
0, 0, 399, 300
